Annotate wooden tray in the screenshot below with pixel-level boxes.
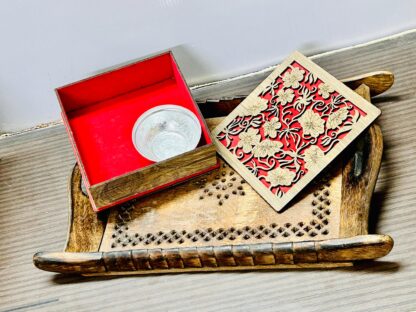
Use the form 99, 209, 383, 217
33, 73, 394, 275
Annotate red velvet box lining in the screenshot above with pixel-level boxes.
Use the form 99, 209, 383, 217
57, 52, 211, 186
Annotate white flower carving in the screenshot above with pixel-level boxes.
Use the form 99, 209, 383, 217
298, 110, 325, 138
252, 140, 283, 158
245, 97, 268, 116
303, 146, 325, 169
318, 83, 334, 99
237, 128, 261, 153
265, 168, 296, 187
263, 118, 282, 138
326, 107, 349, 129
282, 67, 305, 88
276, 89, 295, 105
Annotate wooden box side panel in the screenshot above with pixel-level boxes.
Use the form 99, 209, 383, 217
90, 144, 218, 209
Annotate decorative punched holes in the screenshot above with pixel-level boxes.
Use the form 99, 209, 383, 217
109, 172, 332, 249
193, 162, 246, 206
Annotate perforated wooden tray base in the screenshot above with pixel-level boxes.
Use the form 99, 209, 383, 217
101, 118, 342, 252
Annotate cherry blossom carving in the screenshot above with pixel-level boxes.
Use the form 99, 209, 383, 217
282, 67, 305, 88
303, 146, 325, 169
237, 128, 261, 153
266, 168, 296, 187
318, 83, 334, 99
326, 107, 349, 129
263, 118, 281, 138
252, 140, 282, 158
245, 98, 269, 116
275, 89, 295, 105
298, 110, 325, 138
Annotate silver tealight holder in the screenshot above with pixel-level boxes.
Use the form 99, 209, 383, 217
132, 104, 202, 162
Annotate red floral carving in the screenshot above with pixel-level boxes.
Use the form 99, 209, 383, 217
216, 61, 366, 198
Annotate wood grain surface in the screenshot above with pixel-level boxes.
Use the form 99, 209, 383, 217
90, 143, 218, 210
64, 165, 107, 252
97, 115, 345, 252
1, 30, 416, 311
34, 235, 393, 274
339, 84, 384, 237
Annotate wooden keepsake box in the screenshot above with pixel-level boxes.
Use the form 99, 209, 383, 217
56, 52, 219, 212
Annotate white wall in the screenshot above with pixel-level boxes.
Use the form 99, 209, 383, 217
0, 0, 415, 132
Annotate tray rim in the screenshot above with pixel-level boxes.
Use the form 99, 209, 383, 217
33, 80, 394, 275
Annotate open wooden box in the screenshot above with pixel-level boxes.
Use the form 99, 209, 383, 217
56, 52, 219, 211
34, 72, 394, 275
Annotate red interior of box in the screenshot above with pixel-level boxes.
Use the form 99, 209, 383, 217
57, 52, 212, 186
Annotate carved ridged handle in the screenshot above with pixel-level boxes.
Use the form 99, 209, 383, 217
33, 235, 393, 275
